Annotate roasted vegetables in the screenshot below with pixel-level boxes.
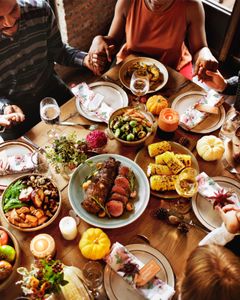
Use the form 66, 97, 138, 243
148, 141, 171, 157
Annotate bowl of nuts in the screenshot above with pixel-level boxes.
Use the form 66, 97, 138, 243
108, 106, 157, 147
0, 174, 61, 232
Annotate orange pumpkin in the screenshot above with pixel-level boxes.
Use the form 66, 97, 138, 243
146, 95, 168, 115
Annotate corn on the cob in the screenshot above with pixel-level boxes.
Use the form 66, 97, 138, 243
150, 175, 178, 191
175, 154, 192, 167
148, 141, 171, 157
155, 152, 174, 164
162, 151, 185, 174
147, 163, 172, 176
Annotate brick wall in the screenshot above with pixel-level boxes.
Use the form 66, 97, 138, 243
54, 0, 117, 81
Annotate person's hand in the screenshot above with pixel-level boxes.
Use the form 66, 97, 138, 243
193, 47, 218, 80
215, 204, 240, 234
3, 105, 25, 127
84, 52, 109, 76
201, 69, 227, 92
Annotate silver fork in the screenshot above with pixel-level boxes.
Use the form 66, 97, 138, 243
222, 158, 240, 174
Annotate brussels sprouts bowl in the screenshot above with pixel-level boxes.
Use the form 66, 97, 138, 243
108, 106, 157, 147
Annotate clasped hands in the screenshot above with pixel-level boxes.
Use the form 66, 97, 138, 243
0, 104, 25, 128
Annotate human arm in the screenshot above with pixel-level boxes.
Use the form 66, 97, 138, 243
186, 0, 218, 78
88, 0, 130, 75
215, 204, 240, 234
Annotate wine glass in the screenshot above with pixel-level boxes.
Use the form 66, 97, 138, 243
82, 261, 103, 298
40, 97, 60, 138
130, 69, 150, 107
175, 167, 198, 198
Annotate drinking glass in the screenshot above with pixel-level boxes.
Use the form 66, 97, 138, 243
31, 149, 52, 178
40, 97, 60, 138
175, 167, 198, 198
82, 261, 103, 298
130, 69, 150, 106
219, 106, 240, 141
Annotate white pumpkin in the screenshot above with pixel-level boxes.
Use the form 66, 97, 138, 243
196, 135, 225, 161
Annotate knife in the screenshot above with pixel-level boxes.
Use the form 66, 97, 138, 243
58, 122, 98, 130
21, 135, 45, 153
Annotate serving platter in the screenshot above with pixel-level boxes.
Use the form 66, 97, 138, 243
192, 176, 240, 231
104, 243, 175, 300
75, 81, 128, 122
135, 141, 199, 199
171, 91, 225, 134
68, 154, 150, 229
119, 57, 168, 93
0, 141, 34, 188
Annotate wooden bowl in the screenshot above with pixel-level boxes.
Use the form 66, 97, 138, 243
0, 174, 61, 232
0, 226, 20, 291
108, 106, 157, 147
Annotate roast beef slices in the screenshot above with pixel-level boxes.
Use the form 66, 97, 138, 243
82, 157, 120, 214
106, 200, 124, 217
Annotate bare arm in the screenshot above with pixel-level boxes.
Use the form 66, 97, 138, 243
186, 0, 218, 77
88, 0, 130, 74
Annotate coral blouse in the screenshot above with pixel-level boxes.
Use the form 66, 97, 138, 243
117, 0, 192, 70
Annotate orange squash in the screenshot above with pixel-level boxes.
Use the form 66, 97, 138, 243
146, 95, 168, 115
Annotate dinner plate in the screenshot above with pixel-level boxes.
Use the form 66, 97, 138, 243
134, 141, 199, 199
104, 244, 175, 300
0, 141, 34, 187
75, 81, 128, 122
171, 91, 225, 133
119, 57, 168, 93
192, 176, 240, 231
68, 154, 150, 229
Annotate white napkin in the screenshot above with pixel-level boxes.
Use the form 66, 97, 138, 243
73, 82, 114, 122
199, 223, 236, 246
105, 242, 175, 300
0, 150, 35, 175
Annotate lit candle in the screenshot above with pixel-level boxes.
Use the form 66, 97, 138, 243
30, 234, 56, 258
158, 108, 179, 132
59, 216, 78, 240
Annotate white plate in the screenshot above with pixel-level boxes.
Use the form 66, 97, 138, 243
192, 176, 240, 231
171, 91, 225, 133
68, 154, 150, 229
0, 141, 34, 187
119, 57, 168, 93
104, 244, 175, 300
75, 81, 128, 122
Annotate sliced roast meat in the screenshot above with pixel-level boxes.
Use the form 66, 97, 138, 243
114, 175, 130, 192
118, 166, 130, 177
111, 185, 128, 197
82, 157, 120, 214
106, 200, 124, 217
110, 193, 128, 204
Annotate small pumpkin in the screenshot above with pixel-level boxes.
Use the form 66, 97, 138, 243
146, 95, 168, 115
196, 135, 225, 161
79, 228, 111, 260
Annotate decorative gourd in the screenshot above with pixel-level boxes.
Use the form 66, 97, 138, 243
196, 135, 225, 161
79, 228, 111, 260
146, 95, 168, 115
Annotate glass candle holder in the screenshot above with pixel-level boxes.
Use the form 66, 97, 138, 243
158, 108, 179, 132
175, 167, 198, 198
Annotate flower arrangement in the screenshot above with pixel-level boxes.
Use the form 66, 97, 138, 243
17, 256, 68, 300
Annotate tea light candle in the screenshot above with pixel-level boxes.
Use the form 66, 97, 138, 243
59, 216, 78, 240
158, 108, 179, 132
30, 234, 56, 258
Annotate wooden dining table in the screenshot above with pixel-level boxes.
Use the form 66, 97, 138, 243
1, 57, 239, 300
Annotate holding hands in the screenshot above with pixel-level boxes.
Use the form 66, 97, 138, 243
0, 104, 25, 127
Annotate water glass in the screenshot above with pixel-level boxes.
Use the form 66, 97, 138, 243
219, 107, 240, 141
31, 150, 51, 177
83, 261, 103, 298
175, 167, 198, 198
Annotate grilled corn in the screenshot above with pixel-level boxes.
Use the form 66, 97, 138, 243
148, 141, 171, 157
175, 154, 192, 167
155, 152, 174, 164
147, 163, 172, 176
150, 175, 178, 191
163, 151, 185, 174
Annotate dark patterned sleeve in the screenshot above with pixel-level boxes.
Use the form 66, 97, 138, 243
223, 75, 238, 96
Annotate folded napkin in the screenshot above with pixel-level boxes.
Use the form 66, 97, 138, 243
196, 172, 240, 207
180, 90, 224, 130
73, 82, 114, 123
0, 151, 35, 176
199, 223, 236, 246
105, 242, 175, 300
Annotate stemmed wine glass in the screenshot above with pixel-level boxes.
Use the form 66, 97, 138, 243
82, 261, 103, 299
40, 97, 60, 138
130, 69, 150, 107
